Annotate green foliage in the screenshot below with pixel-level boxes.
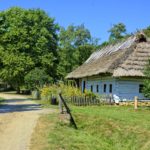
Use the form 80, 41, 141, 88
75, 44, 96, 65
60, 83, 83, 97
40, 83, 101, 105
0, 7, 59, 91
59, 24, 92, 47
40, 83, 83, 100
143, 80, 150, 98
41, 83, 97, 100
98, 41, 109, 49
142, 60, 150, 97
41, 84, 58, 100
144, 26, 150, 37
97, 23, 130, 51
24, 68, 51, 90
84, 89, 96, 98
108, 23, 126, 42
57, 24, 98, 79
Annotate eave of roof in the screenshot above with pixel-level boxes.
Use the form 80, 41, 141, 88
66, 33, 150, 79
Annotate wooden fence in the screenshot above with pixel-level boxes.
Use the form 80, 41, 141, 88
65, 95, 114, 106
134, 96, 150, 109
113, 97, 150, 108
67, 95, 150, 108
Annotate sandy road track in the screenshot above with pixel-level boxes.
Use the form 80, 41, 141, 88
0, 93, 54, 150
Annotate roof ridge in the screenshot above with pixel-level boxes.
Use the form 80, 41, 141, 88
85, 36, 136, 64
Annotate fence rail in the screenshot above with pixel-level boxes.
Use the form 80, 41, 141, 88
65, 95, 114, 106
134, 96, 150, 109
137, 99, 150, 102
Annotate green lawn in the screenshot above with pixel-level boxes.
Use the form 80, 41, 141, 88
30, 105, 150, 150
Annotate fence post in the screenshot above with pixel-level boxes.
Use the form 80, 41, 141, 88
58, 91, 63, 114
85, 96, 87, 106
109, 94, 112, 105
59, 93, 77, 129
134, 96, 138, 110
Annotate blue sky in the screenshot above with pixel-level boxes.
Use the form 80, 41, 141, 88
0, 0, 150, 43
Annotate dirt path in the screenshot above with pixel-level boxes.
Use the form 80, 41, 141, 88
0, 93, 55, 150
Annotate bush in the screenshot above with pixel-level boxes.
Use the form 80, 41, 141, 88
40, 82, 101, 103
142, 60, 150, 98
40, 84, 58, 100
84, 89, 96, 98
40, 83, 85, 101
59, 83, 83, 98
143, 80, 150, 98
24, 68, 51, 90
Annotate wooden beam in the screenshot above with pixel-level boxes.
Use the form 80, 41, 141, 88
134, 96, 138, 110
59, 93, 77, 129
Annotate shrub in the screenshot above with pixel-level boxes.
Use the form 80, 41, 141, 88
24, 68, 51, 90
40, 83, 102, 103
59, 83, 83, 97
142, 60, 150, 98
40, 84, 58, 100
84, 89, 96, 98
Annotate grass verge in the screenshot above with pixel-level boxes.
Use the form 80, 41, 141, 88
0, 97, 4, 105
30, 105, 150, 150
33, 99, 58, 109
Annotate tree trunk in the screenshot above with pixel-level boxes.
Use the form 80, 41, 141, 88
16, 86, 20, 94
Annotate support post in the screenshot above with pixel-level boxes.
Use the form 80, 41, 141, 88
134, 96, 138, 110
58, 91, 63, 114
59, 93, 77, 129
109, 94, 112, 105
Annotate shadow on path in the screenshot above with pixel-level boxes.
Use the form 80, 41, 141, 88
4, 99, 32, 103
0, 98, 41, 114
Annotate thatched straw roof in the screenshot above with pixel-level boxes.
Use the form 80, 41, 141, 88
66, 33, 150, 79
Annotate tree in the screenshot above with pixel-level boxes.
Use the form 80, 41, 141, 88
57, 24, 98, 79
0, 7, 59, 92
24, 68, 51, 90
75, 44, 96, 65
142, 60, 150, 98
59, 24, 93, 48
135, 26, 150, 97
108, 23, 126, 42
144, 26, 150, 38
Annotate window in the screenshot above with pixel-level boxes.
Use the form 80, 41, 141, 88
96, 85, 99, 93
139, 84, 144, 93
83, 81, 86, 92
103, 84, 106, 93
109, 84, 112, 93
91, 85, 93, 92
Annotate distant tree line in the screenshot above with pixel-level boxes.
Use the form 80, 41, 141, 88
0, 7, 150, 93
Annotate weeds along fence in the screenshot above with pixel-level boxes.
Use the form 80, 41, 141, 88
40, 84, 114, 106
133, 97, 150, 109
65, 95, 114, 106
66, 96, 150, 107
119, 96, 150, 109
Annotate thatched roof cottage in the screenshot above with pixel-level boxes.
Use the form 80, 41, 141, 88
66, 33, 150, 100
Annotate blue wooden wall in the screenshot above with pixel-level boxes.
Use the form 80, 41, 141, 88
81, 77, 145, 100
117, 80, 144, 100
